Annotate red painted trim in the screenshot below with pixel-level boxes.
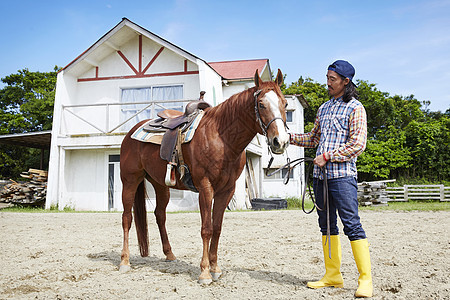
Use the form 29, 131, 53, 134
142, 47, 164, 74
184, 60, 188, 72
138, 35, 142, 73
117, 51, 138, 74
95, 66, 99, 78
77, 71, 199, 82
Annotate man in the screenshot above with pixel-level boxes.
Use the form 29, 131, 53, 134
290, 60, 372, 297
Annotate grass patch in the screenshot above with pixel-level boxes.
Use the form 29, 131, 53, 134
228, 197, 449, 212
1, 199, 449, 213
286, 196, 315, 211
386, 177, 450, 187
0, 205, 55, 213
0, 205, 113, 213
285, 197, 450, 212
359, 200, 450, 212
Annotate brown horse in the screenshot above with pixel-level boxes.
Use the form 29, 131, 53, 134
119, 69, 289, 284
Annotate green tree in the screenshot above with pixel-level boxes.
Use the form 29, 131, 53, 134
282, 76, 329, 159
404, 119, 450, 181
357, 126, 412, 181
282, 75, 449, 183
357, 80, 396, 137
0, 67, 58, 179
0, 67, 58, 133
357, 80, 425, 137
282, 76, 328, 126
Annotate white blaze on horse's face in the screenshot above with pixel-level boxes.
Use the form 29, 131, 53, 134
263, 91, 290, 154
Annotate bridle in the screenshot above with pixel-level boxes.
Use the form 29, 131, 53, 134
254, 89, 289, 137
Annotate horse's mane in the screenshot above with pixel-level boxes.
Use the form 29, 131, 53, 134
202, 86, 257, 130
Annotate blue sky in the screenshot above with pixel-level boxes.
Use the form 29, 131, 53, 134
1, 0, 449, 112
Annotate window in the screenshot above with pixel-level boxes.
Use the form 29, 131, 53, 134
120, 85, 183, 130
152, 86, 184, 113
264, 168, 294, 180
286, 110, 293, 123
282, 168, 294, 179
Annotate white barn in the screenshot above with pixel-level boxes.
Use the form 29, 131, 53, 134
46, 18, 307, 211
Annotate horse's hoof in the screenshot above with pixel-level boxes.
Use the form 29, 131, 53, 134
198, 278, 213, 285
119, 265, 131, 273
211, 272, 222, 281
165, 253, 177, 261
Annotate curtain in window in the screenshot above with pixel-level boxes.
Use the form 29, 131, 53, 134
152, 85, 183, 114
121, 88, 152, 129
120, 85, 183, 131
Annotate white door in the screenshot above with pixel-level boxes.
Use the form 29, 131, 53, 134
108, 154, 123, 211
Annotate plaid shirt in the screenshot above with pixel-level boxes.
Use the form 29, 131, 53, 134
291, 97, 367, 179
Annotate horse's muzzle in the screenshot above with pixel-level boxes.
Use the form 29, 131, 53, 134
269, 135, 289, 154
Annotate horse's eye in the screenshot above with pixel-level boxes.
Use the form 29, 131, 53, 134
259, 102, 265, 109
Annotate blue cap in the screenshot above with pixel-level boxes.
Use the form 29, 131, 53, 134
328, 60, 355, 81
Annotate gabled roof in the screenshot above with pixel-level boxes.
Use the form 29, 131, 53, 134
61, 18, 273, 83
62, 18, 208, 77
208, 59, 270, 81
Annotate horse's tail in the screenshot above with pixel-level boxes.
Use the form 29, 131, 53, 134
133, 181, 149, 257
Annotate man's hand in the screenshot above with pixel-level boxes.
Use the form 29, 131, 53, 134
314, 152, 329, 168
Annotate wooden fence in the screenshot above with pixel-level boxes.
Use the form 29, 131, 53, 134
386, 185, 450, 202
357, 181, 450, 206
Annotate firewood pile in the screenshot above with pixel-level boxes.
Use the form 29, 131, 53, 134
357, 180, 394, 206
0, 169, 48, 207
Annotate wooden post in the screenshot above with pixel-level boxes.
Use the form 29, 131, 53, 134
440, 185, 445, 202
405, 185, 409, 202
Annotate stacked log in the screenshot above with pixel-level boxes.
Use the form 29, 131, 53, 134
0, 169, 47, 207
357, 180, 393, 206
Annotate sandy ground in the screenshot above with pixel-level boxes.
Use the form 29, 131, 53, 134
0, 210, 449, 299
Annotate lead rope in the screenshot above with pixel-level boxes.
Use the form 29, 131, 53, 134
322, 166, 331, 259
266, 156, 331, 258
253, 89, 331, 256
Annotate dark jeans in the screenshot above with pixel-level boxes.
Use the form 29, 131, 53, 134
313, 176, 366, 241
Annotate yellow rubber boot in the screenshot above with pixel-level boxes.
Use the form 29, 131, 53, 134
351, 239, 373, 298
307, 235, 344, 289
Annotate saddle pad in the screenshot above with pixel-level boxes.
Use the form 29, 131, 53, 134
130, 110, 204, 144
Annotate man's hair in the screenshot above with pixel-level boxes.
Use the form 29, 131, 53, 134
335, 73, 358, 102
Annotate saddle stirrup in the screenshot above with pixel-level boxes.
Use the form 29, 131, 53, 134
165, 162, 177, 187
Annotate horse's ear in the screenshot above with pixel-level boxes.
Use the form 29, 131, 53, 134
254, 69, 263, 88
275, 69, 283, 86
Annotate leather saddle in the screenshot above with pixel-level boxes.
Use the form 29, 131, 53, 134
142, 92, 210, 191
143, 99, 211, 162
143, 99, 211, 134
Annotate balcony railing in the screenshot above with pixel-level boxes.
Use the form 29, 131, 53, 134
60, 99, 195, 136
